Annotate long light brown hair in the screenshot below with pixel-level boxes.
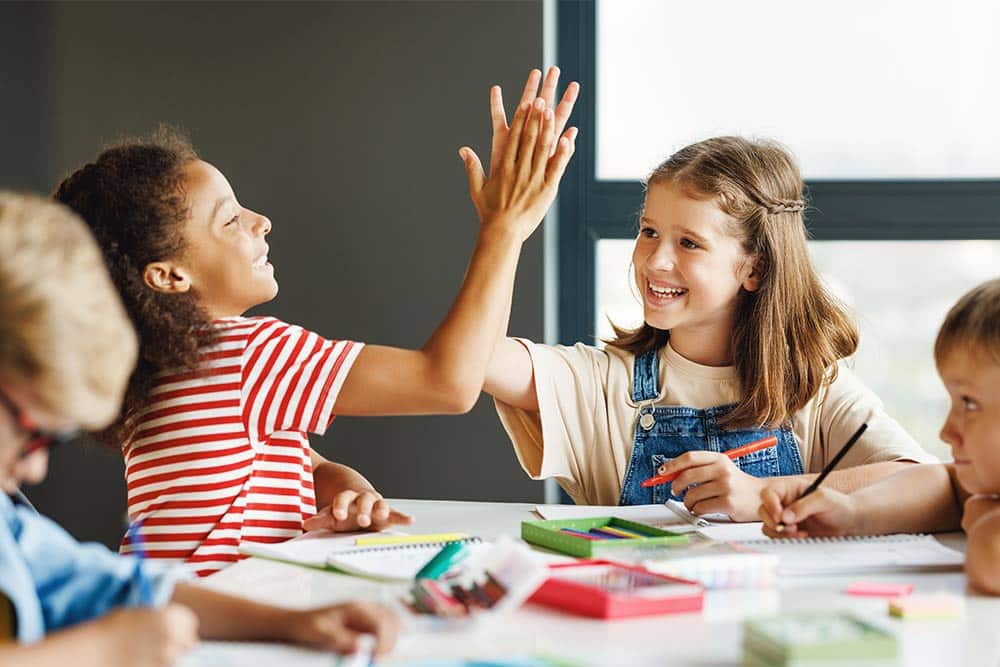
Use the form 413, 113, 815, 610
607, 136, 858, 429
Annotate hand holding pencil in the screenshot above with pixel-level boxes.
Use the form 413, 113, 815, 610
757, 423, 868, 538
647, 435, 783, 521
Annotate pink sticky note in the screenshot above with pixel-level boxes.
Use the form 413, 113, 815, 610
846, 581, 914, 597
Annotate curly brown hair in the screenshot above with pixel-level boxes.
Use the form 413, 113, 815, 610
53, 127, 216, 447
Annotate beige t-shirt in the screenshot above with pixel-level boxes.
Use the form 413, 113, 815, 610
495, 340, 937, 505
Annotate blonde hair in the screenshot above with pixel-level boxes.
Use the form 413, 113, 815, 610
935, 278, 1000, 366
0, 192, 137, 429
607, 137, 858, 428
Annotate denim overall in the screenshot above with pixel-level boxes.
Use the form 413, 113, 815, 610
618, 347, 804, 506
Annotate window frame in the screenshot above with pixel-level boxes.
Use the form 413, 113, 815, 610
556, 0, 1000, 348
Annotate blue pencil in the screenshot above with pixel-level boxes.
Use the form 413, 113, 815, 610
126, 518, 154, 606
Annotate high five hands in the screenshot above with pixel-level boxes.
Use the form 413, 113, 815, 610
460, 67, 579, 241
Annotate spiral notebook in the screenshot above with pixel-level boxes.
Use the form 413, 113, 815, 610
326, 537, 490, 582
735, 534, 963, 576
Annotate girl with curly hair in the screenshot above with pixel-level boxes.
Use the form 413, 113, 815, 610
55, 68, 578, 575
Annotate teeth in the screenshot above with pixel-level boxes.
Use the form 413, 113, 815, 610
648, 282, 686, 297
254, 256, 268, 268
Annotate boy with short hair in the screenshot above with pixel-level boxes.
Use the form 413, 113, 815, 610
759, 278, 1000, 594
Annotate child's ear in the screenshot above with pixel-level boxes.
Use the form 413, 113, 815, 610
740, 256, 763, 293
143, 261, 192, 294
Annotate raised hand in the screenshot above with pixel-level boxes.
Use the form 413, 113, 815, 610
460, 87, 577, 242
488, 67, 579, 168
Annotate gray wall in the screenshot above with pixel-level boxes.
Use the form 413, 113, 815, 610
4, 0, 546, 547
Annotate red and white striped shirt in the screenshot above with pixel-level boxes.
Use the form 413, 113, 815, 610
120, 317, 362, 576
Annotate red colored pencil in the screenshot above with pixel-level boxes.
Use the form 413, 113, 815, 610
640, 435, 779, 488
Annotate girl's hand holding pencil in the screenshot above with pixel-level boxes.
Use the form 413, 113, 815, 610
655, 449, 785, 522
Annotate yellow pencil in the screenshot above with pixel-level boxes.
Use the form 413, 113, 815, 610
355, 532, 468, 546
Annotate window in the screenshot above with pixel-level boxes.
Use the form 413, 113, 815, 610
596, 238, 1000, 459
557, 1, 1000, 467
596, 0, 1000, 180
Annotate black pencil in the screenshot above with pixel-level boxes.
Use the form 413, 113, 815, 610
776, 422, 868, 531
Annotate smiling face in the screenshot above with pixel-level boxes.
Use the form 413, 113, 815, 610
632, 181, 759, 363
937, 346, 1000, 495
170, 160, 278, 318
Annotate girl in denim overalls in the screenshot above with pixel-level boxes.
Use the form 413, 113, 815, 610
488, 137, 932, 520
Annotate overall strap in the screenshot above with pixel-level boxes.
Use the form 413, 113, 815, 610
631, 347, 661, 402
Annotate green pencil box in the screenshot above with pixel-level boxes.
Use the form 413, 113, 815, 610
521, 517, 688, 558
742, 613, 898, 666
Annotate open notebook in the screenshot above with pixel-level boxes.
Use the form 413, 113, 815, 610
533, 503, 963, 576
736, 534, 964, 576
327, 537, 491, 582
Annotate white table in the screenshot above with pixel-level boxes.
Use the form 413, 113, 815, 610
198, 499, 1000, 666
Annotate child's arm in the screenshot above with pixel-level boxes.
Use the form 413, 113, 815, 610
0, 604, 198, 667
304, 449, 414, 531
332, 69, 577, 417
965, 501, 1000, 595
757, 463, 965, 538
483, 337, 538, 411
170, 583, 398, 655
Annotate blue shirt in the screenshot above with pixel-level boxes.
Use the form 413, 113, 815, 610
0, 492, 187, 643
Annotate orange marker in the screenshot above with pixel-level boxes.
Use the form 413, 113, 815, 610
640, 435, 779, 488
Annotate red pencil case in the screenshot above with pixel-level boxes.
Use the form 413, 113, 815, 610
529, 560, 704, 619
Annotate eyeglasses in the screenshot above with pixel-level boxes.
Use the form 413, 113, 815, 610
0, 386, 79, 459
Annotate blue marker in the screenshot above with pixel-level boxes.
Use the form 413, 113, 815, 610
415, 541, 469, 580
126, 518, 154, 606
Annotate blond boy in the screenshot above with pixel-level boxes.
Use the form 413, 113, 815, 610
759, 278, 1000, 594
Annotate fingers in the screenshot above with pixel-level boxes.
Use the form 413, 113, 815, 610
488, 85, 507, 172
370, 508, 415, 530
538, 65, 560, 110
551, 81, 580, 154
516, 98, 545, 183
657, 450, 725, 477
501, 100, 531, 176
490, 85, 507, 133
332, 490, 360, 521
460, 147, 486, 198
669, 459, 730, 497
530, 107, 556, 184
354, 492, 380, 528
341, 602, 401, 656
517, 68, 542, 108
544, 127, 577, 188
681, 480, 724, 512
302, 504, 337, 532
314, 602, 400, 657
759, 486, 786, 527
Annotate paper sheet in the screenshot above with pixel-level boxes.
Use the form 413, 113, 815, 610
238, 529, 389, 567
179, 641, 342, 667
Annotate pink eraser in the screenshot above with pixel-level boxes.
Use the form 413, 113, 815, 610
846, 581, 914, 597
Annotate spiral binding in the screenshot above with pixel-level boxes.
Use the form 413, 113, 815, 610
741, 534, 926, 546
336, 536, 482, 556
